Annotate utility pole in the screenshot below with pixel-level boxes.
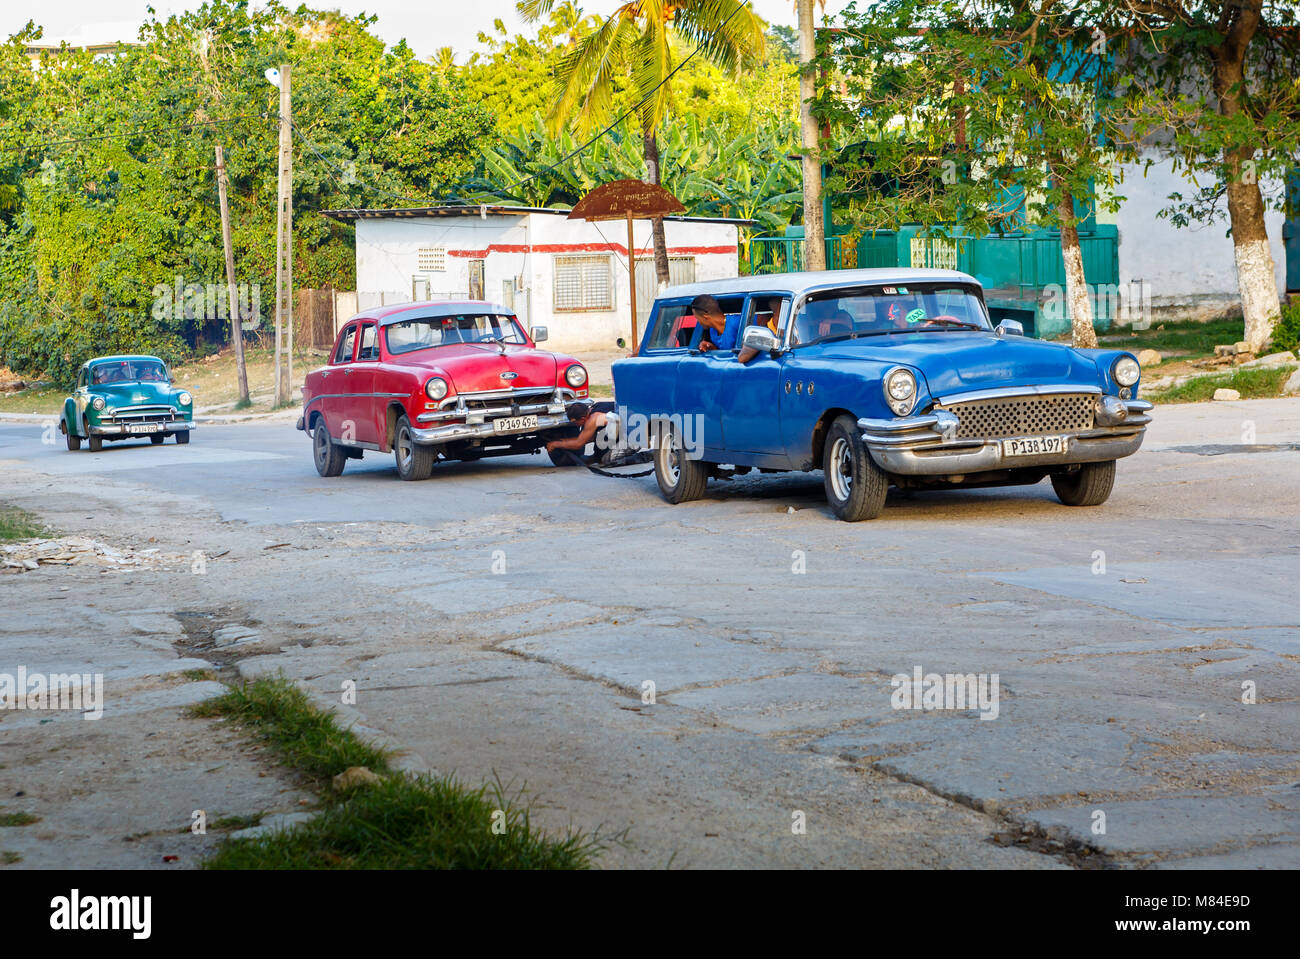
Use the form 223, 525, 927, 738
215, 144, 250, 406
272, 63, 293, 406
798, 0, 825, 271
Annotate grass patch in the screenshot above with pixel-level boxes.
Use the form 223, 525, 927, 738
182, 669, 219, 682
211, 814, 264, 831
0, 507, 48, 543
1, 851, 21, 865
0, 812, 40, 827
1147, 365, 1295, 404
194, 677, 600, 869
0, 385, 63, 415
586, 383, 614, 399
189, 677, 389, 785
206, 773, 598, 869
1100, 317, 1244, 359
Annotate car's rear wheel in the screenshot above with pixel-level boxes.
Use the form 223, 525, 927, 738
64, 423, 81, 451
654, 420, 707, 503
150, 434, 165, 445
87, 433, 103, 452
175, 430, 190, 445
1050, 460, 1115, 507
823, 414, 888, 521
312, 419, 346, 477
394, 415, 435, 481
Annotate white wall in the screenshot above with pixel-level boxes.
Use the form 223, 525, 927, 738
352, 212, 740, 353
1115, 151, 1287, 318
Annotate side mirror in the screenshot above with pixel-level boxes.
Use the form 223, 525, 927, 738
531, 326, 548, 343
741, 325, 780, 354
996, 319, 1025, 338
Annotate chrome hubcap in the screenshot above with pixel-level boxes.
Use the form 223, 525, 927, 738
830, 437, 853, 501
659, 433, 681, 486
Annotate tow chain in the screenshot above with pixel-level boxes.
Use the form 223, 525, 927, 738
553, 448, 655, 478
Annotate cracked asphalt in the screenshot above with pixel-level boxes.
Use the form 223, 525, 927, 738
0, 397, 1297, 868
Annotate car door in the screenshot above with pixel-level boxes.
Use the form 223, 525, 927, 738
614, 298, 692, 439
719, 294, 792, 464
339, 321, 379, 445
320, 323, 358, 439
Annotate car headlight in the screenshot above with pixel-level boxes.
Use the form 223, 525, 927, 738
424, 377, 448, 401
91, 396, 106, 411
177, 392, 192, 406
1113, 356, 1140, 388
565, 364, 587, 388
884, 367, 917, 416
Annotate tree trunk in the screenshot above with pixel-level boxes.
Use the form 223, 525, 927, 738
798, 0, 825, 271
643, 130, 670, 287
1054, 175, 1097, 348
1211, 18, 1280, 353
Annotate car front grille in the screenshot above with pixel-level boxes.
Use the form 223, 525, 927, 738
940, 393, 1095, 440
104, 406, 180, 425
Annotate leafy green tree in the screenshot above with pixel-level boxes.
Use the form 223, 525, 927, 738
521, 0, 766, 285
825, 0, 1138, 346
1109, 0, 1300, 352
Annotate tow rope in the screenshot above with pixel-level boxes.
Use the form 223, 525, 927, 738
586, 450, 654, 479
552, 447, 655, 478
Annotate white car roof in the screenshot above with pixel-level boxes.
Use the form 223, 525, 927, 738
661, 268, 980, 300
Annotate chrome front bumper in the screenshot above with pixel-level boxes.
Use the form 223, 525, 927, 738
408, 412, 570, 446
859, 397, 1151, 476
90, 421, 193, 436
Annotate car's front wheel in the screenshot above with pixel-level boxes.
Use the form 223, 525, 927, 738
394, 415, 435, 481
87, 433, 103, 453
1050, 460, 1115, 507
175, 430, 190, 445
654, 420, 707, 503
64, 423, 81, 451
150, 434, 165, 445
822, 414, 888, 521
312, 419, 346, 477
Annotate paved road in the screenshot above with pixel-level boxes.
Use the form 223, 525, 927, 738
1, 398, 1297, 868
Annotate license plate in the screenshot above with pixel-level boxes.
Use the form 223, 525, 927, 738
493, 415, 538, 433
1003, 435, 1066, 456
128, 424, 161, 434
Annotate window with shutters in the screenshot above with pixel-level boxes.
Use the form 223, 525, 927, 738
554, 255, 613, 311
417, 247, 446, 272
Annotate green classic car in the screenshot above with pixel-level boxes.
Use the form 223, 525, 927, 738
60, 355, 195, 451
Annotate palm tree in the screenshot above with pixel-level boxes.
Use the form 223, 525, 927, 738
521, 0, 765, 285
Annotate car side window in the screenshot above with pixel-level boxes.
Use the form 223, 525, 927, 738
743, 295, 791, 343
77, 369, 87, 390
357, 323, 378, 361
696, 297, 746, 352
643, 302, 694, 352
333, 325, 357, 364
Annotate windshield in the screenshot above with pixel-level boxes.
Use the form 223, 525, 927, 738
90, 360, 167, 385
385, 313, 528, 354
792, 284, 992, 346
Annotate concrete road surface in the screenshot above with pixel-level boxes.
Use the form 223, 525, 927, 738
0, 398, 1297, 868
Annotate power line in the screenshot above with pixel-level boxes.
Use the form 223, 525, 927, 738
507, 0, 756, 192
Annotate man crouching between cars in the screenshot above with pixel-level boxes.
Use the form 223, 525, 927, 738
547, 402, 617, 466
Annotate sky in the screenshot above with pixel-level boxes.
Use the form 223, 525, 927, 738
8, 1, 855, 59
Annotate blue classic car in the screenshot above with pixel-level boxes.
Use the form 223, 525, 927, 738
611, 269, 1151, 521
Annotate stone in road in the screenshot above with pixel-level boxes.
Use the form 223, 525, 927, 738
0, 398, 1296, 868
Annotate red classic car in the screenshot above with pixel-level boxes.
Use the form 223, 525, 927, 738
297, 301, 589, 479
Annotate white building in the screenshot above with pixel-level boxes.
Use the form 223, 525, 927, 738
325, 205, 746, 352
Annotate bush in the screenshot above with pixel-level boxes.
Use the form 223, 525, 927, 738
1269, 301, 1300, 355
